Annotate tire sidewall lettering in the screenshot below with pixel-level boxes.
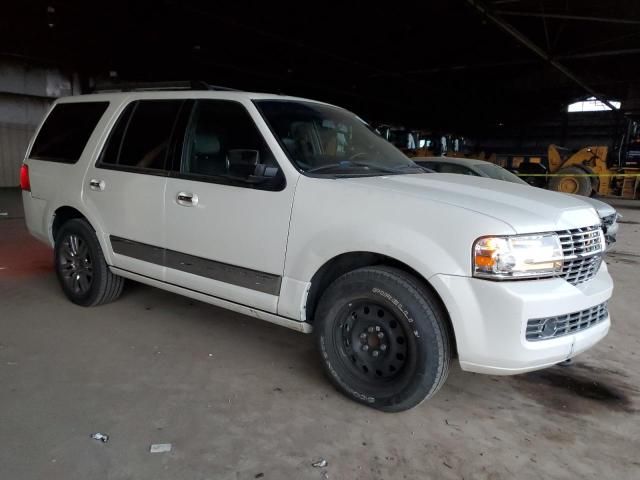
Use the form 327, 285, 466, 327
372, 287, 420, 337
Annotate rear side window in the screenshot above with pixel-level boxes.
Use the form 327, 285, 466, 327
99, 100, 183, 172
439, 163, 477, 175
30, 102, 109, 163
420, 162, 440, 172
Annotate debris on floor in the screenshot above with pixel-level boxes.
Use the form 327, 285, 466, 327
149, 443, 172, 453
254, 474, 264, 479
312, 459, 328, 468
90, 433, 109, 443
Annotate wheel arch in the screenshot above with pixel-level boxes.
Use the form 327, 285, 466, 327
304, 251, 457, 356
51, 205, 114, 265
52, 206, 91, 240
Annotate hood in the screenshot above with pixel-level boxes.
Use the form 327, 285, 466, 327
572, 195, 616, 219
343, 173, 601, 233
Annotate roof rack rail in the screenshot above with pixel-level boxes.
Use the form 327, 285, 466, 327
92, 80, 239, 93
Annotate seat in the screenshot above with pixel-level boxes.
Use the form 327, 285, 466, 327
189, 132, 225, 176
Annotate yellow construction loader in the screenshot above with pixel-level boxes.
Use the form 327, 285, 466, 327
544, 144, 639, 198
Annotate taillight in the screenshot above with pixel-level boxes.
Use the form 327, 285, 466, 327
20, 164, 31, 191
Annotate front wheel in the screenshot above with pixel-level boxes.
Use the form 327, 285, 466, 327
549, 166, 593, 196
54, 218, 124, 306
315, 266, 451, 412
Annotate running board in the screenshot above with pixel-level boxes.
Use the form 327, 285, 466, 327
110, 267, 313, 334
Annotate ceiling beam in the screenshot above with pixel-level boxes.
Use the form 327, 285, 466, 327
404, 48, 640, 75
559, 48, 640, 60
466, 0, 623, 113
495, 11, 640, 25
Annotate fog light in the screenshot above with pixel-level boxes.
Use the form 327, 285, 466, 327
541, 319, 559, 338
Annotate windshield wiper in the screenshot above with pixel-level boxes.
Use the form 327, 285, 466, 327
305, 161, 394, 174
387, 164, 429, 173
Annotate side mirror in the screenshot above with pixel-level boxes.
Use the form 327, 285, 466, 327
226, 149, 280, 185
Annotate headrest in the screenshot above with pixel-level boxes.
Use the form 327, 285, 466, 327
194, 133, 220, 155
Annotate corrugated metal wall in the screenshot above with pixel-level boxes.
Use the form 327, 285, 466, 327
0, 93, 51, 186
0, 122, 36, 187
0, 59, 77, 187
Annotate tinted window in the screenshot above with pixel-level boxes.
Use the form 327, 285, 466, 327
100, 103, 135, 165
30, 102, 109, 163
475, 163, 528, 184
181, 100, 283, 189
419, 161, 441, 172
118, 101, 182, 170
99, 100, 182, 171
439, 163, 477, 175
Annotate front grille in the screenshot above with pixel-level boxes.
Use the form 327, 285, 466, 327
556, 225, 604, 285
526, 302, 608, 341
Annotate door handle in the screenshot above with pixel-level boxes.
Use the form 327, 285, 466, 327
89, 179, 105, 191
176, 192, 198, 207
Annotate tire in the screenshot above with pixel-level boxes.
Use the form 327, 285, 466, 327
315, 266, 451, 412
549, 166, 593, 196
54, 218, 124, 306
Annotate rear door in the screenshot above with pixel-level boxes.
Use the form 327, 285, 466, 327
83, 99, 187, 280
163, 99, 295, 313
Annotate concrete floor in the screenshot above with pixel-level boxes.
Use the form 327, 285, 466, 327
1, 188, 639, 480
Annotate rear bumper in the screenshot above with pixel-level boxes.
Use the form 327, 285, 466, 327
431, 263, 613, 375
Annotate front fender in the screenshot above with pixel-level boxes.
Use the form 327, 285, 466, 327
283, 176, 515, 284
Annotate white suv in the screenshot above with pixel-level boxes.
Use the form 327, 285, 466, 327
21, 88, 613, 411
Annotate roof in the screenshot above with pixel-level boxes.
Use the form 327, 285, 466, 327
55, 90, 334, 106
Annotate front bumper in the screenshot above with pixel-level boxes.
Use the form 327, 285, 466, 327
431, 263, 613, 375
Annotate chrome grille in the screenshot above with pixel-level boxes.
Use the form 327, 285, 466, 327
556, 225, 604, 285
526, 302, 608, 341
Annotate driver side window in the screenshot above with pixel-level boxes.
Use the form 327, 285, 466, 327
181, 100, 283, 190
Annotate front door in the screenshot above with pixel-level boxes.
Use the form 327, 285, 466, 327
163, 99, 295, 313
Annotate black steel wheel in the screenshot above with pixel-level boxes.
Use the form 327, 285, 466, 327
54, 218, 124, 306
334, 302, 409, 382
315, 266, 451, 412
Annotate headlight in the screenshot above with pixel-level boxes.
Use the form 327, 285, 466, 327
473, 234, 564, 279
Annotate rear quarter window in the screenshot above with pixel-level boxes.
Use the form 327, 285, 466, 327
420, 162, 441, 172
29, 102, 109, 163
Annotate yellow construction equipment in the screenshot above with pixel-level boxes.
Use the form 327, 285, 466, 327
546, 144, 639, 199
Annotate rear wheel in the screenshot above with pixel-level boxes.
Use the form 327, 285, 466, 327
549, 166, 593, 196
54, 218, 124, 306
315, 266, 451, 412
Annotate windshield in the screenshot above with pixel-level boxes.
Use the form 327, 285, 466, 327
255, 100, 425, 176
474, 163, 528, 185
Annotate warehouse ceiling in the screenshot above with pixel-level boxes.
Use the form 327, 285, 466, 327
3, 0, 640, 133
